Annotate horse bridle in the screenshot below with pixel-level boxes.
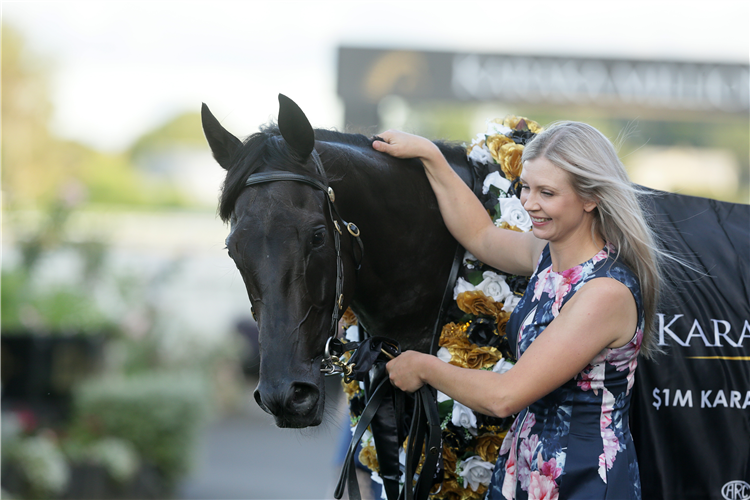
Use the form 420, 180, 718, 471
241, 149, 364, 363
242, 144, 473, 500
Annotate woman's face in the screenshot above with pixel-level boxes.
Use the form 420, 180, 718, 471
519, 156, 597, 245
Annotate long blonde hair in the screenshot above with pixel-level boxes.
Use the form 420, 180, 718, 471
522, 121, 662, 358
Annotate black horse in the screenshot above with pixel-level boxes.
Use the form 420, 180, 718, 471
202, 95, 485, 429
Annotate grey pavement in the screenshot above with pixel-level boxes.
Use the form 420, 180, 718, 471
177, 377, 351, 500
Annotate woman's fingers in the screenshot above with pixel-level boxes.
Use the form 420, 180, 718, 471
372, 130, 431, 159
386, 351, 426, 392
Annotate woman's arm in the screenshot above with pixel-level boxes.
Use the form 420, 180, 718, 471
373, 130, 543, 276
386, 277, 638, 417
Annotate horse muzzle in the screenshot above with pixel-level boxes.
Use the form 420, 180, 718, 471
254, 379, 323, 428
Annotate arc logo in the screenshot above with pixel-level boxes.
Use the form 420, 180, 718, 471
722, 481, 750, 500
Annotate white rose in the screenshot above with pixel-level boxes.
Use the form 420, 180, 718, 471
486, 121, 513, 137
361, 428, 373, 444
476, 271, 511, 303
437, 347, 452, 363
370, 472, 389, 500
492, 357, 515, 375
498, 196, 532, 232
463, 250, 478, 269
453, 277, 476, 300
482, 171, 511, 195
345, 325, 360, 343
502, 294, 521, 313
451, 401, 477, 435
437, 390, 451, 403
468, 141, 494, 165
458, 456, 495, 491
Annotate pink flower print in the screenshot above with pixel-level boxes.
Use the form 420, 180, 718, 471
598, 427, 620, 483
576, 361, 605, 395
527, 471, 559, 500
536, 452, 562, 481
502, 455, 517, 500
499, 425, 515, 456
593, 245, 610, 264
576, 368, 595, 392
550, 265, 584, 316
598, 388, 620, 483
606, 327, 642, 395
533, 266, 552, 302
517, 434, 539, 490
519, 412, 536, 439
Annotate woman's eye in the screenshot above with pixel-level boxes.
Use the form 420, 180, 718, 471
542, 191, 553, 197
520, 184, 529, 191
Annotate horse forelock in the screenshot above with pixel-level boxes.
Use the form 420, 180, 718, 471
218, 124, 328, 222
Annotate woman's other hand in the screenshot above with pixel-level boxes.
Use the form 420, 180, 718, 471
372, 130, 439, 161
386, 350, 431, 393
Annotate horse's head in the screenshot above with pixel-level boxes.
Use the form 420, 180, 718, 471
201, 95, 357, 428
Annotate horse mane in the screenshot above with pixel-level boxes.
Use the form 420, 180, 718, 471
218, 124, 470, 222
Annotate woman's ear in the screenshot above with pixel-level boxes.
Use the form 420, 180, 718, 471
583, 199, 598, 213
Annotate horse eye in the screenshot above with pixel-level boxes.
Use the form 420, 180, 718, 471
311, 229, 326, 247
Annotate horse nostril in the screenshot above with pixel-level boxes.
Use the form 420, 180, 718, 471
254, 388, 270, 414
287, 382, 319, 415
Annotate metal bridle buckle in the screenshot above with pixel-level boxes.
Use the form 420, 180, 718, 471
346, 222, 360, 237
321, 337, 354, 377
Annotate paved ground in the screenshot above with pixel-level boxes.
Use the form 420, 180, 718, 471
177, 378, 351, 500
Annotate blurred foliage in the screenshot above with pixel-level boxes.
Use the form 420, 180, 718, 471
1, 24, 193, 210
129, 111, 205, 160
2, 433, 70, 499
1, 270, 114, 335
1, 195, 115, 335
62, 437, 140, 485
69, 371, 210, 485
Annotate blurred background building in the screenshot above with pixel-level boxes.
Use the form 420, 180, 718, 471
1, 1, 748, 499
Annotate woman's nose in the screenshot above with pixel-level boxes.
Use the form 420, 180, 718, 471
522, 193, 536, 211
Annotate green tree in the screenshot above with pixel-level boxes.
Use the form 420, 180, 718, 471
2, 23, 192, 209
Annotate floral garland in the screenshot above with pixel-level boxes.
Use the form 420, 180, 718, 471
342, 116, 542, 500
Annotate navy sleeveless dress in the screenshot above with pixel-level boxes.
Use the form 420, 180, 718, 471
487, 243, 643, 500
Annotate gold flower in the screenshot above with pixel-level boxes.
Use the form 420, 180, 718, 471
342, 378, 360, 400
501, 115, 543, 134
485, 134, 514, 164
439, 323, 471, 348
341, 308, 358, 329
358, 443, 379, 471
496, 221, 524, 233
456, 290, 502, 317
495, 310, 511, 336
498, 143, 524, 181
475, 434, 504, 463
452, 345, 502, 370
502, 115, 523, 130
442, 443, 458, 471
525, 118, 544, 134
439, 479, 464, 500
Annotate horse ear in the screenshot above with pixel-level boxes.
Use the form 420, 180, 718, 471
277, 94, 315, 159
201, 103, 243, 170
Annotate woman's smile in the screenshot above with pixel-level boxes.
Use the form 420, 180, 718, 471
530, 215, 552, 226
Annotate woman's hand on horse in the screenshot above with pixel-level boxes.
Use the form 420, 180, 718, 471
373, 130, 440, 161
386, 350, 430, 392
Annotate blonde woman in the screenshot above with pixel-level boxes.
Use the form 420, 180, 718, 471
374, 122, 660, 500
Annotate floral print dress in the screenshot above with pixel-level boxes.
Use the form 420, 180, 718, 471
487, 244, 643, 500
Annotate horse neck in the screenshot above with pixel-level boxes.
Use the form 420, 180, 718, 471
320, 140, 473, 351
